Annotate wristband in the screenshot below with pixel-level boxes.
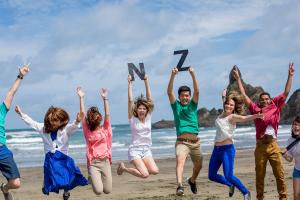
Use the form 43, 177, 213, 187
17, 75, 23, 79
103, 98, 108, 100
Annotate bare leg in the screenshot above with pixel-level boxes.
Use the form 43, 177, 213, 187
118, 160, 149, 178
191, 159, 202, 183
143, 156, 159, 175
293, 178, 300, 200
2, 178, 20, 192
176, 154, 188, 185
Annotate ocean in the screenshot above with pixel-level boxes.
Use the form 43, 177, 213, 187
6, 124, 292, 168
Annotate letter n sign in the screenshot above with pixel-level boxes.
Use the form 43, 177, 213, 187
127, 63, 146, 81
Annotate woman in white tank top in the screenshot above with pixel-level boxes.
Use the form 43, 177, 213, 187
208, 91, 263, 200
117, 74, 159, 178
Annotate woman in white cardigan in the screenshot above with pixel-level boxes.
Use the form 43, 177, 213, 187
15, 105, 88, 200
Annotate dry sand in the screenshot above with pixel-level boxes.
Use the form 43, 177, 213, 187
0, 150, 295, 199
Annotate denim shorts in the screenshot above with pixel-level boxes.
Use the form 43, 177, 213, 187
0, 153, 20, 180
128, 145, 152, 161
293, 168, 300, 178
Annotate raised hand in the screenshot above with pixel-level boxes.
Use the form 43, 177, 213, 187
76, 87, 85, 98
19, 64, 30, 77
128, 74, 133, 83
15, 105, 22, 115
76, 112, 84, 123
232, 68, 240, 80
144, 74, 148, 81
188, 66, 195, 75
171, 67, 178, 76
100, 88, 108, 99
289, 62, 295, 76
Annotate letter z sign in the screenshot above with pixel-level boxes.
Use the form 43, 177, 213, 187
174, 49, 189, 71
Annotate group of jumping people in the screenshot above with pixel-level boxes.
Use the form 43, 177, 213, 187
0, 63, 298, 200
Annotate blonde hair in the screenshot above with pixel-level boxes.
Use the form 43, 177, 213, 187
223, 92, 245, 115
44, 106, 69, 133
132, 95, 154, 118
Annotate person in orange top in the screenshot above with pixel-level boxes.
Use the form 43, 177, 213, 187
77, 87, 112, 195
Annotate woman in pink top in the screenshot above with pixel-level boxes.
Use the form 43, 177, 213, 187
77, 87, 112, 195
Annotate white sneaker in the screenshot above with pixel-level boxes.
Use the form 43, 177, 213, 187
244, 192, 251, 200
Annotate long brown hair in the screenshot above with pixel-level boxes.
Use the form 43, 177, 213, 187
44, 106, 69, 133
223, 92, 244, 115
132, 94, 154, 118
85, 106, 102, 131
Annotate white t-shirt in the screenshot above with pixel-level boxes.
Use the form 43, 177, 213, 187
287, 136, 300, 170
264, 125, 277, 138
20, 112, 79, 155
129, 113, 152, 147
215, 115, 236, 143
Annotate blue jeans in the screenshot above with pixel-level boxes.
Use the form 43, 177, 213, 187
208, 144, 249, 195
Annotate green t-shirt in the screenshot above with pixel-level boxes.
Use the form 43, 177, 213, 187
0, 103, 8, 145
171, 99, 199, 136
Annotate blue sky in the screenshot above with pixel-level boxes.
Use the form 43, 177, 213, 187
0, 0, 299, 128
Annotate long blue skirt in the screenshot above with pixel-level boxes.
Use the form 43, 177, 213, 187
42, 151, 89, 195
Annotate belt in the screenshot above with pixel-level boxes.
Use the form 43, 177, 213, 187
177, 138, 199, 144
257, 135, 276, 145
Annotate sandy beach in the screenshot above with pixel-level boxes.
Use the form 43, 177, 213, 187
0, 150, 295, 200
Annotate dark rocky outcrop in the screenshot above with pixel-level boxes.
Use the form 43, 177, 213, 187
152, 120, 174, 129
226, 66, 264, 103
153, 66, 300, 128
197, 108, 222, 127
281, 89, 300, 123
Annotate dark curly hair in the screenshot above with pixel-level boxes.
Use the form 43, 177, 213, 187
44, 106, 69, 133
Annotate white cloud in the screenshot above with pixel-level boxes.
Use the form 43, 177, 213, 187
0, 0, 299, 128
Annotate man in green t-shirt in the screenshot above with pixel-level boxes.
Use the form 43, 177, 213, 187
0, 65, 29, 200
167, 67, 202, 196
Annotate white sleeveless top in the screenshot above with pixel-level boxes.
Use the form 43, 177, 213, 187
129, 113, 152, 147
215, 115, 236, 143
